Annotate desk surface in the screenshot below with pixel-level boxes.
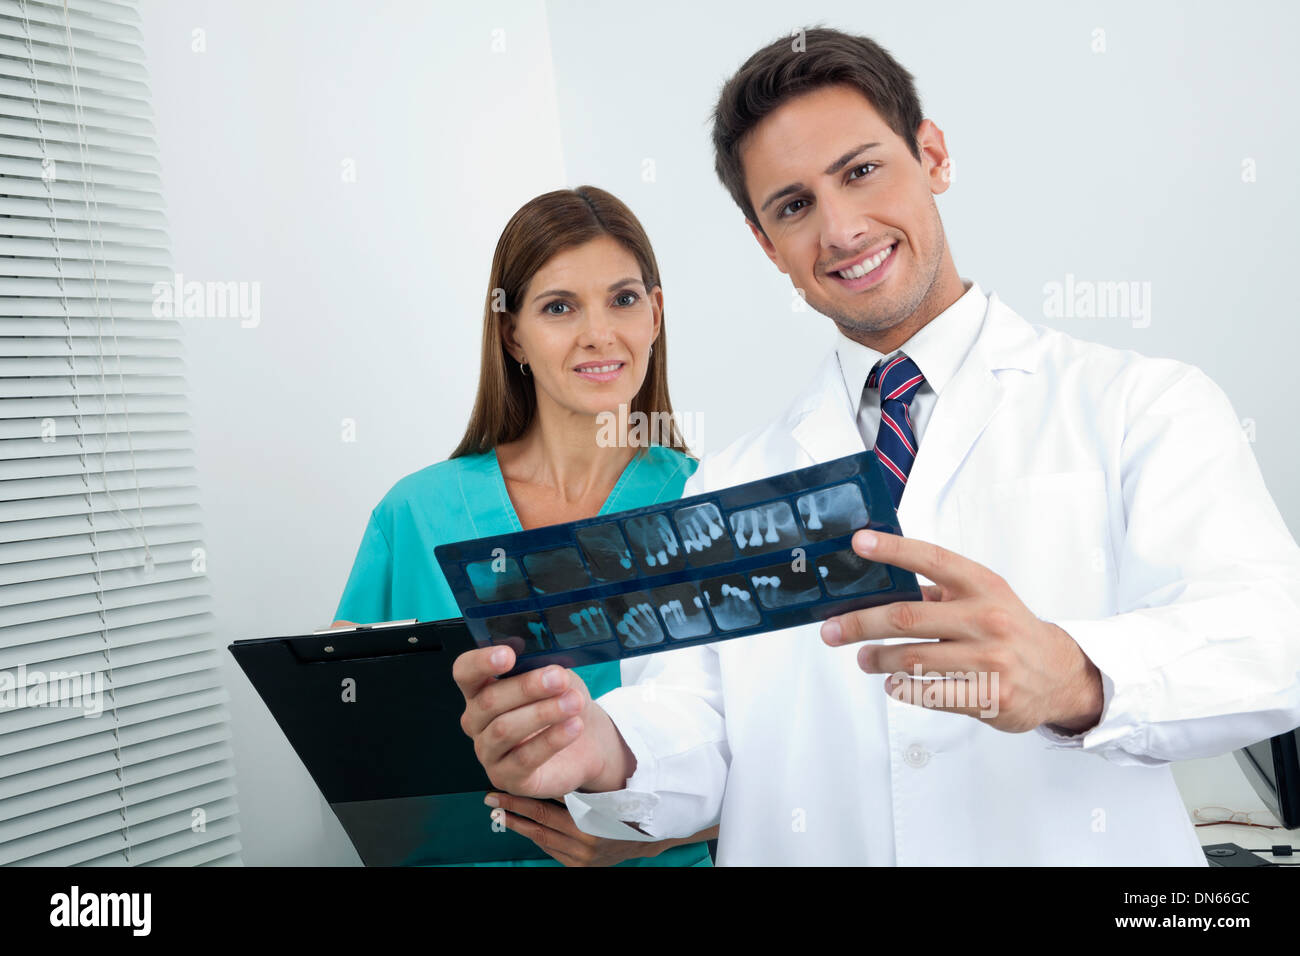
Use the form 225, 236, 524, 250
1172, 753, 1300, 862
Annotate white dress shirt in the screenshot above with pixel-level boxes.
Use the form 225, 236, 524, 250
837, 278, 986, 450
562, 283, 1300, 865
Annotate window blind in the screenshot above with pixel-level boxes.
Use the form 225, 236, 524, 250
0, 0, 241, 865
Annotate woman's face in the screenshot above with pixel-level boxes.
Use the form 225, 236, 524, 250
505, 235, 662, 422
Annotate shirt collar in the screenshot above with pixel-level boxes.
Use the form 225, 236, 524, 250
836, 278, 987, 411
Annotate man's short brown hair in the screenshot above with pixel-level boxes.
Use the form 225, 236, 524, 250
711, 27, 924, 232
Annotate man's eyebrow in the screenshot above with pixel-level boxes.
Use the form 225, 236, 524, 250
758, 142, 883, 214
531, 278, 642, 303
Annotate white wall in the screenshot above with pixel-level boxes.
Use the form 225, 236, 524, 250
140, 0, 568, 864
139, 0, 1297, 863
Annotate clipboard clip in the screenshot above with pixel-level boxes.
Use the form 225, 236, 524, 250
311, 618, 419, 636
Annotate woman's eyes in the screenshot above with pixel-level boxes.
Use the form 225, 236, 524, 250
542, 291, 639, 315
777, 163, 878, 219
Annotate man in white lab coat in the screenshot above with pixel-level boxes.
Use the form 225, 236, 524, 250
454, 27, 1300, 864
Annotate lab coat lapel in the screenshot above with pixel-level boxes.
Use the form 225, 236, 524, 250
790, 350, 869, 465
789, 292, 1040, 536
901, 292, 1040, 527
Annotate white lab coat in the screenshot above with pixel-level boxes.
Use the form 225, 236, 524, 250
565, 290, 1300, 865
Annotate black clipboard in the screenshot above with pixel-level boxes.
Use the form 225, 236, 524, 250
228, 617, 549, 865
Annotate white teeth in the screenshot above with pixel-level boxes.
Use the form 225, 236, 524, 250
577, 363, 622, 374
836, 243, 894, 280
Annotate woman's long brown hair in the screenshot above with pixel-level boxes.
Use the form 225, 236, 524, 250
450, 186, 691, 460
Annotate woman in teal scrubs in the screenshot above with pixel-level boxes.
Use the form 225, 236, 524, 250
333, 186, 714, 867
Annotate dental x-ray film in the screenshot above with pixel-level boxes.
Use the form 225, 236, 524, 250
434, 450, 920, 674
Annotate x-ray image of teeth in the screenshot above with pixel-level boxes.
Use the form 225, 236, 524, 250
749, 560, 824, 610
623, 513, 687, 573
699, 574, 762, 631
817, 547, 893, 597
648, 583, 713, 640
575, 523, 637, 583
797, 482, 870, 542
602, 591, 665, 649
545, 600, 615, 648
483, 611, 550, 654
672, 502, 735, 565
437, 448, 922, 670
728, 501, 801, 556
522, 547, 592, 595
465, 557, 531, 603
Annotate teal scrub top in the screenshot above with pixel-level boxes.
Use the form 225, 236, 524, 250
334, 444, 712, 868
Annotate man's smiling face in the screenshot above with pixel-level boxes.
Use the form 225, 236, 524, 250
740, 83, 962, 349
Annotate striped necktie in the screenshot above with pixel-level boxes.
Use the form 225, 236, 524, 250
866, 352, 925, 509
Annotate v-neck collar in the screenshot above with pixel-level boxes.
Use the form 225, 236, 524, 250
488, 446, 645, 532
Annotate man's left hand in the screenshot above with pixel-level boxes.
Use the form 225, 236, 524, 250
820, 529, 1104, 735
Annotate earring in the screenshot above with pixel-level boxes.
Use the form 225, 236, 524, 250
518, 358, 530, 376
649, 344, 654, 357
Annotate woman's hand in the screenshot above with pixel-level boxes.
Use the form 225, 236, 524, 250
486, 792, 719, 867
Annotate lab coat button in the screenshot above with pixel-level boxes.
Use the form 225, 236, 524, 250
904, 743, 930, 768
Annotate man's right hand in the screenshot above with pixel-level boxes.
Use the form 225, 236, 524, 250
452, 645, 636, 800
